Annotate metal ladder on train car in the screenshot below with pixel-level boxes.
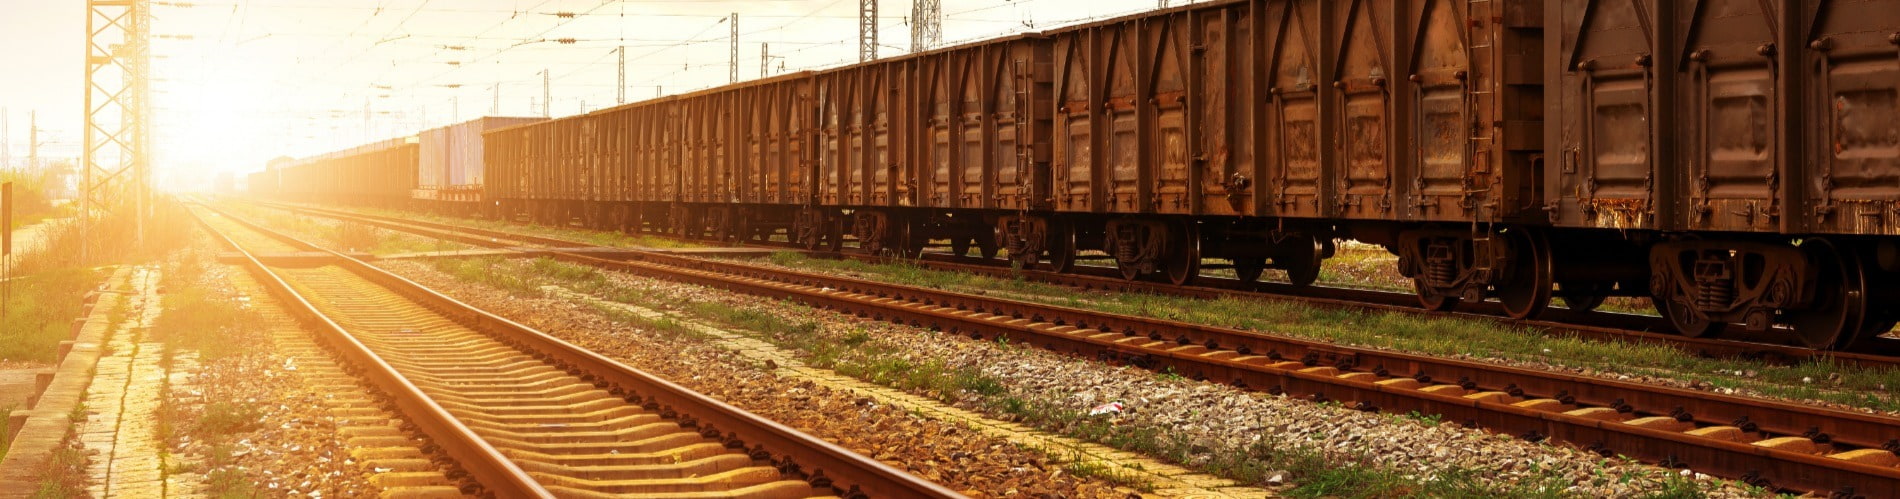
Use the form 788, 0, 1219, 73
1467, 0, 1498, 281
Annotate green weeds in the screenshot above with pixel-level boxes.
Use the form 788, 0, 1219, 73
0, 268, 100, 362
33, 435, 90, 498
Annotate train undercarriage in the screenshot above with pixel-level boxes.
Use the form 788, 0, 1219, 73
496, 199, 1894, 351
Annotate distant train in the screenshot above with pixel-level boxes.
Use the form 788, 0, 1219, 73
252, 0, 1900, 350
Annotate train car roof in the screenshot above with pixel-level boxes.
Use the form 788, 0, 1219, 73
809, 32, 1047, 75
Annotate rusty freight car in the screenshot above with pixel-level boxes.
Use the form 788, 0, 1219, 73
273, 138, 418, 208
484, 74, 817, 243
1547, 0, 1900, 348
671, 73, 815, 242
1024, 0, 1549, 312
801, 34, 1053, 259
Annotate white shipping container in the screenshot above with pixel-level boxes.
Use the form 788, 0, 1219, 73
417, 127, 451, 189
450, 117, 546, 188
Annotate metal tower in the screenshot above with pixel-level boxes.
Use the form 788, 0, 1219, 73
83, 0, 152, 262
859, 0, 878, 62
729, 13, 739, 83
911, 0, 941, 52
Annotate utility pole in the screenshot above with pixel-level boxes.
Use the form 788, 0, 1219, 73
859, 0, 878, 62
760, 43, 770, 78
491, 83, 501, 115
1158, 0, 1168, 7
541, 69, 551, 118
911, 0, 941, 52
27, 112, 37, 170
617, 0, 627, 105
729, 13, 740, 84
83, 0, 153, 262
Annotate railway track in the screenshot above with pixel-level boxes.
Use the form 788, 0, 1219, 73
240, 200, 1900, 495
256, 200, 1900, 370
189, 204, 959, 498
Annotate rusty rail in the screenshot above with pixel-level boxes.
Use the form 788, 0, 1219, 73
186, 207, 552, 497
197, 203, 962, 498
255, 201, 1900, 495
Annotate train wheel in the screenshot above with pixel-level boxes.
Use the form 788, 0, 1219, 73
1233, 259, 1265, 284
1496, 230, 1553, 320
978, 236, 999, 260
677, 211, 699, 239
796, 211, 823, 250
1414, 279, 1460, 311
1785, 239, 1868, 349
1164, 222, 1201, 286
879, 220, 922, 260
1281, 236, 1323, 288
579, 204, 599, 229
1118, 261, 1143, 280
906, 219, 928, 259
951, 238, 971, 257
1556, 282, 1608, 312
729, 215, 750, 244
1048, 222, 1076, 273
824, 217, 844, 253
1656, 296, 1723, 338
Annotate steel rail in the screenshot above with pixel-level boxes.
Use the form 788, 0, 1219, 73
201, 203, 964, 499
185, 206, 555, 498
254, 201, 1900, 495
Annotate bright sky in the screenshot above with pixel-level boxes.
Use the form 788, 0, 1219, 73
0, 0, 1185, 190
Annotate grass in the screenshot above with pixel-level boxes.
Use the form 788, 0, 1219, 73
758, 251, 1900, 413
33, 433, 90, 498
428, 256, 545, 296
0, 402, 14, 462
195, 401, 263, 436
0, 268, 102, 362
151, 285, 266, 362
199, 442, 259, 497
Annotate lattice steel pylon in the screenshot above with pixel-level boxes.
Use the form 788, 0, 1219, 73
729, 13, 739, 83
911, 0, 940, 52
859, 0, 878, 62
83, 0, 152, 263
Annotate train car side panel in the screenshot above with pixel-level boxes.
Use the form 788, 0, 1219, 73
1805, 2, 1900, 235
1331, 0, 1404, 221
1256, 0, 1331, 219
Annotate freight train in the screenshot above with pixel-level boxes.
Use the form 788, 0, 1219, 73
250, 0, 1900, 350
